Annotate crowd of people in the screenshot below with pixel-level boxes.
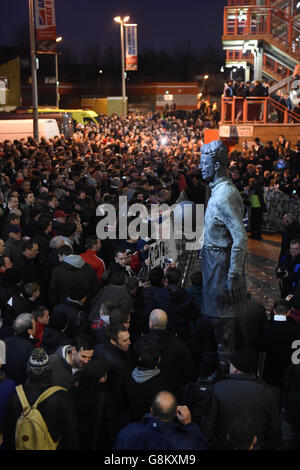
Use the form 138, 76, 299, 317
223, 78, 300, 121
0, 111, 299, 450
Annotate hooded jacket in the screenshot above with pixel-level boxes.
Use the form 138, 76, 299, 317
134, 329, 194, 397
48, 254, 100, 306
49, 345, 81, 390
123, 366, 169, 422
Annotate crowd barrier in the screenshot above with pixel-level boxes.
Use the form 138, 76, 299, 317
262, 187, 300, 232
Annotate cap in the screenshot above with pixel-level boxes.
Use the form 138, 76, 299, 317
81, 358, 113, 382
27, 348, 51, 377
230, 350, 257, 374
53, 210, 68, 220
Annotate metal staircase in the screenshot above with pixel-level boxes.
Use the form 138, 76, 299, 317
223, 0, 300, 92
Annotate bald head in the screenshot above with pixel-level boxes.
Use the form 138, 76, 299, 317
151, 391, 177, 422
149, 309, 168, 330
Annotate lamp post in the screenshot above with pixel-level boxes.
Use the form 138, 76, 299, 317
28, 0, 39, 141
55, 36, 62, 109
114, 15, 129, 116
202, 74, 209, 97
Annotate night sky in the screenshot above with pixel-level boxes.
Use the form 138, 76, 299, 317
1, 0, 227, 59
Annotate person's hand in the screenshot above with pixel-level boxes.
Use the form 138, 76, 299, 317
144, 258, 151, 266
176, 405, 192, 426
285, 294, 293, 301
227, 276, 243, 303
143, 244, 150, 252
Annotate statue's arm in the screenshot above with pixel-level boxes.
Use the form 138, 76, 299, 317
219, 192, 248, 301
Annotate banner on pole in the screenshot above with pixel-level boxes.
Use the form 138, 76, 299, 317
125, 24, 138, 71
35, 0, 57, 53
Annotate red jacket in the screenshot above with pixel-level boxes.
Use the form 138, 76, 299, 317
80, 249, 105, 282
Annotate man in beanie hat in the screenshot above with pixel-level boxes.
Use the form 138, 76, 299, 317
202, 349, 280, 450
3, 348, 79, 450
70, 358, 121, 449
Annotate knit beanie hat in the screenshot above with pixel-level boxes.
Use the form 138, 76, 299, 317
230, 350, 257, 374
27, 348, 51, 377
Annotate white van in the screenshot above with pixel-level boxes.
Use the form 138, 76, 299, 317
0, 119, 60, 141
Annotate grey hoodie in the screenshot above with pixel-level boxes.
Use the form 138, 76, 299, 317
63, 254, 85, 269
131, 367, 161, 384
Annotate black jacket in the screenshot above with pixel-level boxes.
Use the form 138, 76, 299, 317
203, 373, 281, 449
70, 382, 121, 449
52, 299, 89, 339
122, 367, 170, 422
14, 253, 42, 286
262, 317, 300, 386
48, 255, 100, 307
3, 381, 79, 450
134, 329, 194, 398
4, 334, 35, 385
41, 327, 74, 355
146, 286, 198, 342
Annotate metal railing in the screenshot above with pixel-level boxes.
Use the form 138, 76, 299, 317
223, 5, 300, 57
220, 96, 300, 124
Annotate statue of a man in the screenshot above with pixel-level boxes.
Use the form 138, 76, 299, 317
200, 140, 247, 364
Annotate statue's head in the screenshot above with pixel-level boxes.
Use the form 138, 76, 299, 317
200, 140, 228, 183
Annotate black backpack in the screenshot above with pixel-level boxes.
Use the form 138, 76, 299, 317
184, 373, 218, 426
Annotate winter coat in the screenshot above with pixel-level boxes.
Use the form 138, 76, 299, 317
0, 372, 15, 427
147, 285, 198, 342
80, 249, 106, 282
4, 238, 23, 264
89, 284, 135, 321
3, 381, 79, 450
14, 253, 42, 286
123, 367, 170, 422
70, 382, 121, 449
49, 345, 82, 390
48, 255, 100, 307
52, 299, 89, 339
113, 414, 208, 450
4, 333, 35, 385
262, 317, 300, 386
41, 327, 74, 355
134, 329, 194, 398
203, 373, 281, 449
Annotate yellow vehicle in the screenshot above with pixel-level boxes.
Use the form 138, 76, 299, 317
28, 108, 99, 125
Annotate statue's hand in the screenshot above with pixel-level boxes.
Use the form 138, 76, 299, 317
226, 276, 243, 303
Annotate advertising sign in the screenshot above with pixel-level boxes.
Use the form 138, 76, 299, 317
35, 0, 57, 53
125, 24, 138, 71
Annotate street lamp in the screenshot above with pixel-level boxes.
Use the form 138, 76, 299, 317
114, 15, 130, 115
55, 36, 62, 109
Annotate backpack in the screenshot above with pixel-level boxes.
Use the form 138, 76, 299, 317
15, 385, 67, 450
184, 373, 218, 426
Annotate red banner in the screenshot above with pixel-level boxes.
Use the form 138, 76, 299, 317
35, 0, 57, 53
